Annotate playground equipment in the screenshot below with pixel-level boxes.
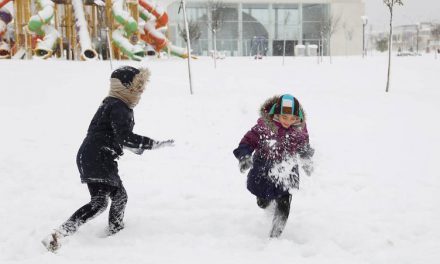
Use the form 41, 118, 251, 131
71, 0, 98, 60
28, 0, 60, 58
0, 8, 12, 58
138, 0, 187, 58
0, 0, 188, 60
250, 36, 268, 59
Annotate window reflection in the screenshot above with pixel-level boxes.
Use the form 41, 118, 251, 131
167, 2, 329, 56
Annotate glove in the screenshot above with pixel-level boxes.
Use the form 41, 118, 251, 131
151, 139, 175, 149
239, 155, 253, 173
298, 144, 315, 160
300, 158, 314, 176
125, 146, 144, 155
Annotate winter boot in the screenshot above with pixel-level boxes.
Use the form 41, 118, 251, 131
269, 195, 291, 238
269, 213, 288, 238
41, 229, 66, 252
106, 222, 125, 236
256, 197, 271, 209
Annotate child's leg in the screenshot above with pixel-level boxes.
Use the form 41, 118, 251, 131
59, 183, 111, 236
108, 183, 128, 235
269, 194, 292, 238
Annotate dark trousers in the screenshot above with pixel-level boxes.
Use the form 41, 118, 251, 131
60, 182, 128, 236
257, 194, 292, 238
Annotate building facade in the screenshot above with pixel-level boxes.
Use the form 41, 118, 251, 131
393, 23, 440, 53
166, 0, 365, 56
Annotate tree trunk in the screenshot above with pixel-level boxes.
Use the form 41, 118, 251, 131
181, 0, 194, 94
282, 32, 286, 65
213, 30, 217, 68
329, 36, 332, 64
386, 8, 393, 93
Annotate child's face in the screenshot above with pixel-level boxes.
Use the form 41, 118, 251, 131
277, 114, 301, 128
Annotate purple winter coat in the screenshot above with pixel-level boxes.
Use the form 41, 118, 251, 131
233, 96, 313, 199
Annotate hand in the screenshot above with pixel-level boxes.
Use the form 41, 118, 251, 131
125, 147, 144, 155
300, 158, 314, 176
152, 139, 175, 149
239, 155, 253, 173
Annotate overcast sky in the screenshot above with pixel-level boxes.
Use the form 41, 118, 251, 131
365, 0, 440, 30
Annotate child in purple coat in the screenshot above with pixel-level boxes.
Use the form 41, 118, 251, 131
233, 94, 314, 238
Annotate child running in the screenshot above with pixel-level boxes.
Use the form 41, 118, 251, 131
42, 66, 174, 252
233, 94, 314, 238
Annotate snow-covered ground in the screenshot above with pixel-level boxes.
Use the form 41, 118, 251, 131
0, 55, 439, 264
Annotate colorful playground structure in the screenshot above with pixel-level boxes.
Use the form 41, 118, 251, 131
0, 0, 189, 60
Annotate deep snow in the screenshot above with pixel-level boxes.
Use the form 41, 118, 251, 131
0, 55, 439, 264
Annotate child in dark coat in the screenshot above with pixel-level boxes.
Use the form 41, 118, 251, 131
233, 94, 314, 238
42, 66, 174, 252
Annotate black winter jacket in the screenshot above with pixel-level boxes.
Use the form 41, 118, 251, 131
77, 97, 154, 186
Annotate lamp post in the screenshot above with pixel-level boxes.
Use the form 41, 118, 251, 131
179, 0, 194, 94
361, 16, 368, 58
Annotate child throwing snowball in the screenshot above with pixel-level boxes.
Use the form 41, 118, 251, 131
233, 94, 314, 238
42, 66, 174, 252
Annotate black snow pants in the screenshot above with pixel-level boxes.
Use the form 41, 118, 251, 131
257, 194, 292, 238
60, 182, 128, 236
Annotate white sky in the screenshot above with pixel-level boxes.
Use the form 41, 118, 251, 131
365, 0, 440, 30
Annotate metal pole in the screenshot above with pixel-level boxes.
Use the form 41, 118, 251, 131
282, 35, 286, 65
105, 28, 113, 70
213, 29, 217, 68
282, 12, 290, 66
317, 40, 320, 64
23, 26, 29, 60
416, 25, 419, 54
362, 23, 365, 58
181, 0, 194, 94
361, 16, 368, 58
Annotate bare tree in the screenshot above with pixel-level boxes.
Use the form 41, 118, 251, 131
178, 20, 202, 46
376, 37, 389, 52
431, 24, 440, 59
207, 0, 226, 67
384, 0, 403, 93
342, 22, 354, 56
282, 12, 291, 65
319, 13, 341, 63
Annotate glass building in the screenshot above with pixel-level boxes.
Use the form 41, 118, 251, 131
166, 0, 365, 56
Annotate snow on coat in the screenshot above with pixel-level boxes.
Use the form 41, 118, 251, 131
77, 97, 154, 186
233, 96, 313, 199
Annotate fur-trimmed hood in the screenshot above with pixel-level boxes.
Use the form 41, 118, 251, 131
259, 95, 281, 133
259, 95, 306, 133
109, 67, 151, 109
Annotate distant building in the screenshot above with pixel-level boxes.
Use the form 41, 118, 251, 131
394, 22, 440, 53
372, 22, 440, 53
166, 0, 365, 56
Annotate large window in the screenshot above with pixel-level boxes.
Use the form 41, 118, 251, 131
272, 4, 299, 40
303, 4, 326, 22
243, 4, 269, 25
242, 3, 269, 38
167, 2, 331, 56
302, 4, 328, 41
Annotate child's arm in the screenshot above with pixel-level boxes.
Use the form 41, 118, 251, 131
296, 123, 314, 159
110, 107, 171, 153
296, 123, 315, 176
233, 127, 260, 160
233, 127, 260, 173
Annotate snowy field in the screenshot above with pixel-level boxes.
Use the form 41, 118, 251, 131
0, 55, 439, 264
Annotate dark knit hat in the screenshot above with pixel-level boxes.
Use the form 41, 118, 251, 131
269, 94, 304, 121
111, 66, 141, 88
